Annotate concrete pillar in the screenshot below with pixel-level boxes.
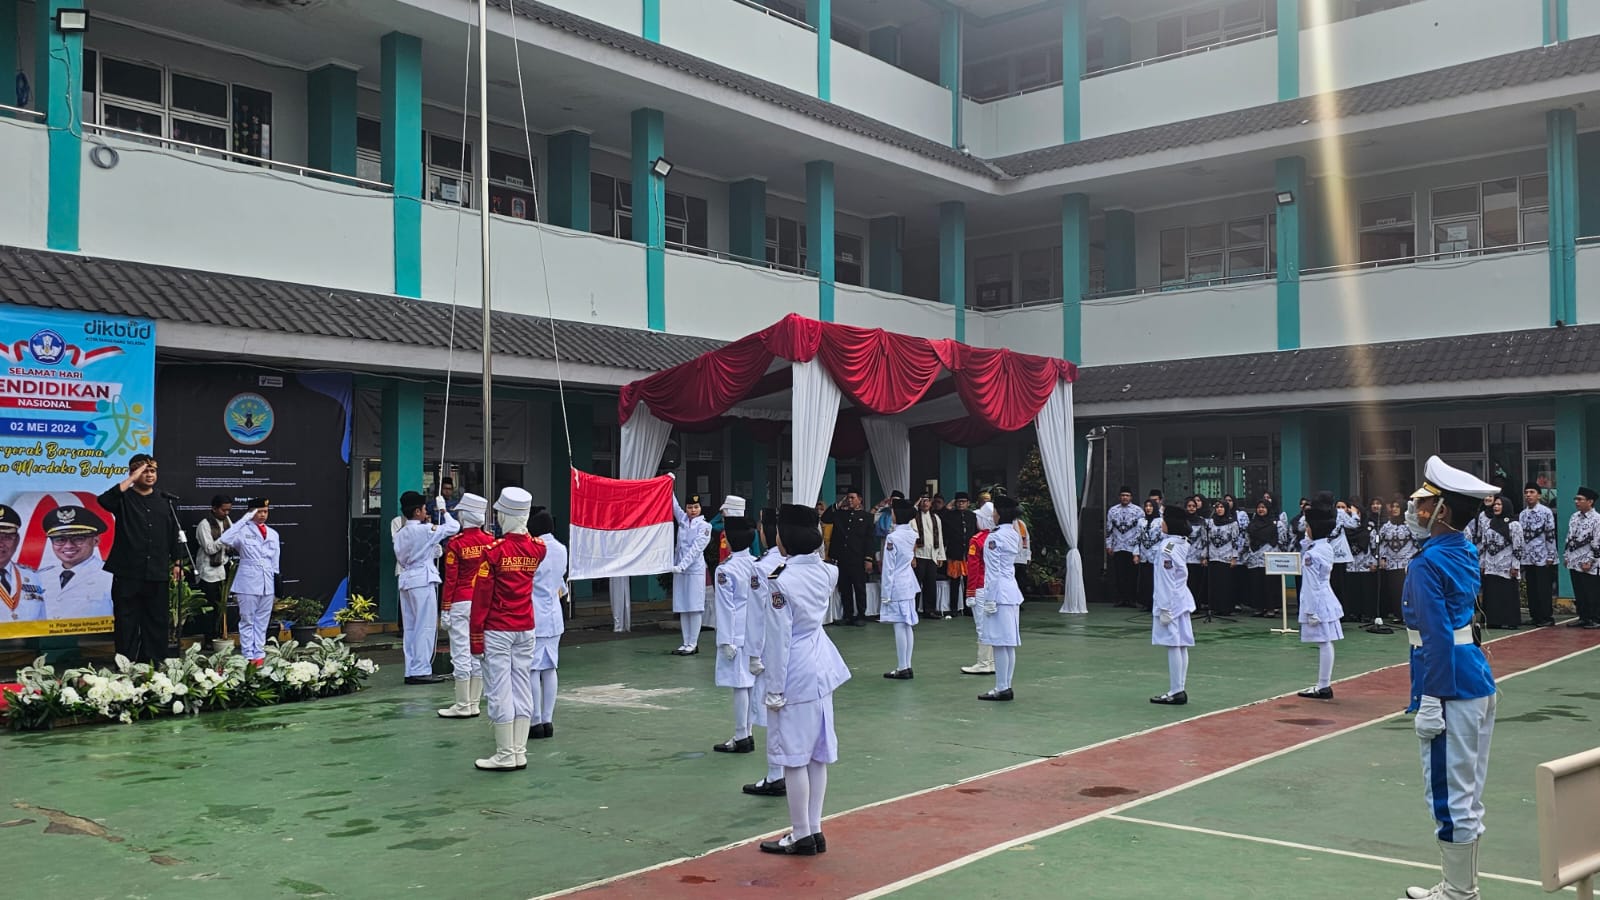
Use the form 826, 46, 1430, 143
642, 0, 660, 41
547, 130, 591, 231
869, 215, 903, 294
729, 178, 766, 264
808, 160, 836, 320
1276, 0, 1300, 99
379, 380, 424, 620
1554, 397, 1593, 598
939, 201, 966, 340
1548, 109, 1579, 326
631, 108, 666, 330
1061, 193, 1090, 362
807, 0, 831, 100
1546, 0, 1569, 43
381, 32, 423, 298
35, 0, 83, 251
939, 8, 962, 147
307, 64, 358, 178
1062, 0, 1083, 143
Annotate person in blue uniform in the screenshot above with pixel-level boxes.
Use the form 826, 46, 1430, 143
1296, 494, 1344, 700
1398, 456, 1500, 900
1151, 504, 1196, 705
879, 500, 919, 680
670, 492, 713, 654
757, 504, 850, 856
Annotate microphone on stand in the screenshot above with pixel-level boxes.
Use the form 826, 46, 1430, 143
160, 491, 183, 502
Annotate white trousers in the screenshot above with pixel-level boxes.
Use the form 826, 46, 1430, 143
482, 629, 536, 725
444, 601, 482, 680
236, 592, 273, 660
1420, 693, 1496, 843
400, 585, 440, 676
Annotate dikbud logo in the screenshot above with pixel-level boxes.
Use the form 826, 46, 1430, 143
83, 319, 153, 340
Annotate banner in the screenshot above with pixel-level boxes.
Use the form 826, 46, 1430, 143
0, 305, 156, 639
155, 367, 352, 622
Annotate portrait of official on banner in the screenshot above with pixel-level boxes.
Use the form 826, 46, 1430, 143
0, 304, 156, 638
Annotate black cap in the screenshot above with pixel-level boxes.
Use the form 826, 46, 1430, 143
1524, 481, 1542, 492
1162, 505, 1191, 536
246, 498, 270, 511
890, 490, 905, 500
954, 491, 970, 501
43, 505, 107, 536
1579, 487, 1598, 502
1118, 485, 1133, 495
400, 491, 426, 515
0, 504, 19, 532
777, 504, 817, 527
994, 495, 1020, 515
687, 494, 702, 506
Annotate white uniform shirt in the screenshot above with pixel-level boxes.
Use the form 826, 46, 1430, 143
219, 517, 281, 596
761, 552, 851, 702
40, 553, 113, 619
672, 497, 712, 575
533, 532, 568, 639
714, 549, 757, 650
745, 547, 783, 662
1298, 538, 1343, 624
1519, 503, 1556, 566
983, 523, 1024, 607
1564, 509, 1600, 571
974, 502, 996, 531
1106, 503, 1143, 554
394, 513, 460, 589
1153, 536, 1195, 617
2, 559, 47, 622
881, 523, 919, 602
195, 514, 233, 584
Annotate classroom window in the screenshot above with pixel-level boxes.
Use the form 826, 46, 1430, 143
93, 55, 270, 158
1159, 215, 1273, 285
974, 254, 1013, 309
836, 233, 864, 287
1358, 195, 1415, 264
1429, 176, 1548, 257
765, 215, 809, 271
356, 115, 383, 183
592, 173, 708, 250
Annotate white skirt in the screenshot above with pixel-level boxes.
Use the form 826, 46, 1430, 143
979, 604, 1021, 647
879, 597, 919, 626
1151, 611, 1195, 647
865, 582, 881, 616
1300, 619, 1345, 643
531, 634, 561, 670
714, 648, 757, 689
672, 567, 706, 613
767, 694, 837, 768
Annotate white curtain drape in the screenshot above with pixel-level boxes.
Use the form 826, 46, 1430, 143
789, 359, 842, 505
861, 417, 910, 498
608, 402, 674, 631
1036, 381, 1087, 614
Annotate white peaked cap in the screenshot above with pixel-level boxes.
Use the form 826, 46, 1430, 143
1410, 455, 1500, 500
494, 486, 533, 514
456, 492, 488, 516
720, 495, 746, 517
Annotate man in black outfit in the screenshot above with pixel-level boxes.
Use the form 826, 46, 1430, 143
941, 492, 979, 615
822, 491, 873, 625
98, 454, 184, 663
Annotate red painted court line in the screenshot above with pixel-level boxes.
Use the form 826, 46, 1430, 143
561, 627, 1600, 899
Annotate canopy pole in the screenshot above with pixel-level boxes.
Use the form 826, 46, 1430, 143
477, 0, 494, 503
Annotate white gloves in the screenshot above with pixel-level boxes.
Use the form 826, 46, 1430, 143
974, 587, 989, 604
981, 600, 998, 616
1159, 608, 1174, 626
720, 643, 737, 661
435, 496, 446, 511
672, 565, 684, 574
1415, 695, 1446, 740
748, 656, 765, 676
1307, 613, 1322, 625
764, 692, 786, 710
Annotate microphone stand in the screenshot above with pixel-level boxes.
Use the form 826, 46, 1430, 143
165, 495, 200, 654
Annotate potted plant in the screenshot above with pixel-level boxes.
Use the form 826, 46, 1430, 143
276, 596, 326, 643
334, 593, 378, 643
168, 574, 214, 653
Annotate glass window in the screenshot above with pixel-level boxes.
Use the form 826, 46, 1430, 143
1192, 436, 1226, 461
1156, 16, 1183, 55
1228, 217, 1265, 245
1358, 196, 1415, 263
1187, 251, 1223, 281
170, 73, 227, 118
1438, 426, 1484, 455
429, 135, 471, 172
836, 233, 864, 286
1160, 229, 1186, 284
1433, 220, 1479, 257
169, 118, 227, 151
1019, 247, 1056, 302
1359, 429, 1412, 457
1228, 246, 1267, 276
102, 104, 163, 139
1527, 458, 1556, 500
1526, 424, 1556, 453
1481, 178, 1519, 248
1185, 9, 1223, 47
1521, 175, 1549, 210
974, 254, 1013, 309
489, 150, 532, 186
1188, 223, 1224, 253
357, 116, 382, 152
1431, 185, 1479, 219
1360, 196, 1413, 229
1232, 435, 1269, 461
231, 85, 271, 160
102, 58, 162, 104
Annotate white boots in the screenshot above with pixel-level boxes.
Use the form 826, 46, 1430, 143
961, 642, 995, 675
437, 676, 483, 718
1402, 840, 1480, 900
474, 720, 528, 771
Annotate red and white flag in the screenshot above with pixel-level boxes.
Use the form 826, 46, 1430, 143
568, 468, 676, 580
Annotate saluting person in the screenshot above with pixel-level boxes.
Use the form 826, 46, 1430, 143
1151, 504, 1196, 706
1296, 495, 1344, 700
880, 499, 920, 680
394, 491, 460, 684
438, 493, 493, 718
470, 487, 545, 771
670, 491, 713, 654
218, 498, 281, 665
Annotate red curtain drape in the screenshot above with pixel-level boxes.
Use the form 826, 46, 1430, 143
814, 322, 945, 415
918, 417, 1003, 448
934, 343, 1076, 433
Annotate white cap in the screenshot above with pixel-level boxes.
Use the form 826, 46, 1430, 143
456, 492, 488, 517
493, 486, 533, 515
720, 495, 746, 517
1410, 455, 1499, 500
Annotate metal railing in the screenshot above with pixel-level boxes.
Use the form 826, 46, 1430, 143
0, 103, 44, 120
1083, 29, 1276, 79
664, 240, 819, 277
728, 0, 815, 32
1300, 240, 1550, 276
963, 79, 1066, 103
84, 122, 392, 191
1082, 270, 1277, 302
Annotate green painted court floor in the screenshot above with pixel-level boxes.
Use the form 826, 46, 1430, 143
3, 605, 1594, 899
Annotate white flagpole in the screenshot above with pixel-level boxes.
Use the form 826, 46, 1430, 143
478, 0, 494, 503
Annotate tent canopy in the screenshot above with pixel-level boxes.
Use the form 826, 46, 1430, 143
607, 314, 1087, 630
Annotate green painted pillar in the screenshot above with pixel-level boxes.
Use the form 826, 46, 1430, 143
1, 0, 18, 111
807, 160, 836, 321
821, 459, 838, 508
36, 0, 83, 251
381, 32, 422, 298
869, 215, 903, 294
1276, 0, 1299, 100
1275, 157, 1306, 350
642, 0, 660, 41
547, 131, 591, 231
1554, 397, 1590, 598
1061, 193, 1090, 363
939, 200, 966, 341
1575, 131, 1600, 247
1104, 208, 1135, 293
729, 178, 766, 264
1309, 413, 1351, 498
731, 425, 755, 502
1545, 0, 1568, 43
939, 443, 968, 498
939, 7, 962, 148
1279, 414, 1309, 509
1062, 0, 1083, 143
1548, 109, 1579, 326
868, 26, 899, 64
1102, 16, 1132, 68
307, 65, 358, 178
379, 380, 424, 620
631, 108, 666, 330
807, 0, 831, 100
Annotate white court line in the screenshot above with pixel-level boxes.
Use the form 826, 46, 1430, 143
530, 624, 1579, 900
851, 638, 1599, 900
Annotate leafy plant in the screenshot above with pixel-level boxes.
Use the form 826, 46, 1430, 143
275, 595, 327, 629
169, 577, 214, 642
333, 593, 377, 624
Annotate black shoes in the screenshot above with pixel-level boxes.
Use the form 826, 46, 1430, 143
742, 778, 787, 796
759, 834, 818, 855
528, 722, 553, 739
978, 688, 1014, 701
1297, 686, 1334, 700
853, 619, 867, 626
404, 674, 446, 685
815, 832, 827, 854
714, 736, 756, 753
670, 646, 700, 655
1150, 691, 1188, 705
883, 668, 913, 680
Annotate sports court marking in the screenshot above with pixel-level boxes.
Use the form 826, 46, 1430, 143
538, 626, 1598, 900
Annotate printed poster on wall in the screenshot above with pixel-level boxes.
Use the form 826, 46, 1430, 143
0, 304, 156, 639
155, 367, 352, 620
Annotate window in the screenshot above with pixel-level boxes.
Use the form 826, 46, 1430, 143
1159, 215, 1274, 285
592, 173, 709, 251
1429, 176, 1549, 257
427, 134, 472, 207
488, 150, 535, 220
93, 55, 271, 158
1162, 435, 1274, 500
836, 233, 864, 287
1156, 1, 1269, 55
356, 116, 383, 184
974, 254, 1013, 309
1360, 428, 1413, 458
1526, 424, 1556, 502
1359, 428, 1415, 500
1014, 46, 1063, 92
1019, 247, 1057, 303
1437, 425, 1487, 480
765, 215, 808, 271
1358, 195, 1415, 264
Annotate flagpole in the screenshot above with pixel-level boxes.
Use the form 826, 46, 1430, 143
478, 0, 494, 504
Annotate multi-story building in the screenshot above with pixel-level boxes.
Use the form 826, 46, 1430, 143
4, 0, 1599, 609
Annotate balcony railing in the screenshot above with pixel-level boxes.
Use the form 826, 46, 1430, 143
728, 0, 814, 32
0, 103, 44, 120
1301, 241, 1550, 276
664, 240, 819, 278
1082, 30, 1277, 80
84, 122, 391, 191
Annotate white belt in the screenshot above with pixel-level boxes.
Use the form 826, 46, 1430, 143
1407, 627, 1474, 647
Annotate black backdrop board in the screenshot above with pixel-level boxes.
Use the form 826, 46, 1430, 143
155, 366, 353, 618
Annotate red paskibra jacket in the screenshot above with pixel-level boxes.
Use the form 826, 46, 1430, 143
470, 532, 546, 654
441, 527, 496, 610
965, 530, 991, 599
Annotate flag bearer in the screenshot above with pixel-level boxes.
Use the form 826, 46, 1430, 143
438, 493, 492, 718
879, 500, 920, 680
394, 491, 459, 684
470, 487, 545, 772
670, 491, 713, 655
977, 496, 1024, 702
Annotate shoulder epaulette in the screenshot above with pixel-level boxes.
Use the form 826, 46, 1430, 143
768, 564, 787, 579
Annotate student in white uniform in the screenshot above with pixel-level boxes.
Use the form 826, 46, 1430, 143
670, 491, 713, 655
1151, 505, 1197, 706
961, 492, 999, 676
38, 506, 113, 620
757, 504, 851, 856
977, 496, 1025, 702
529, 507, 567, 740
437, 493, 493, 719
743, 508, 787, 797
0, 504, 46, 624
879, 500, 920, 680
393, 490, 459, 683
218, 498, 282, 664
711, 497, 761, 752
1296, 495, 1345, 700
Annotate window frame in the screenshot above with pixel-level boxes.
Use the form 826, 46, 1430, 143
1357, 193, 1416, 265
93, 54, 269, 159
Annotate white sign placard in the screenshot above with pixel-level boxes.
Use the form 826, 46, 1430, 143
1265, 552, 1302, 576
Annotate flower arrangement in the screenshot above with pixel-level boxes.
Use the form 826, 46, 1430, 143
332, 593, 377, 624
0, 637, 378, 731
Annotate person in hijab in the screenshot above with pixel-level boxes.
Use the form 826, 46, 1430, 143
1479, 494, 1524, 629
1343, 496, 1379, 624
1184, 497, 1209, 612
1297, 493, 1345, 700
1205, 499, 1241, 615
1244, 498, 1286, 617
1135, 499, 1162, 612
1150, 504, 1197, 706
1377, 498, 1419, 623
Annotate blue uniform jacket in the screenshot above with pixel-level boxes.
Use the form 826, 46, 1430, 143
1401, 531, 1495, 704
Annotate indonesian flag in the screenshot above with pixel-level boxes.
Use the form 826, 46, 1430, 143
568, 468, 676, 580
